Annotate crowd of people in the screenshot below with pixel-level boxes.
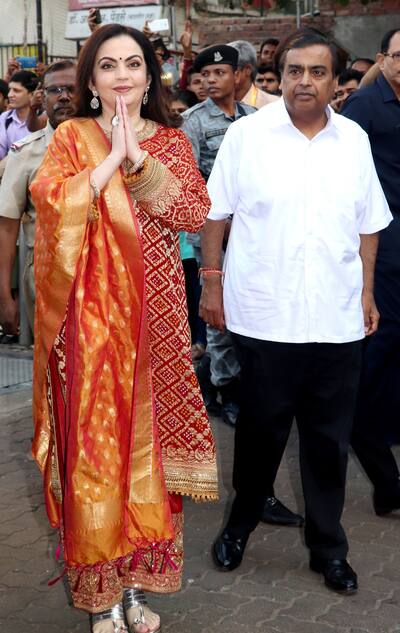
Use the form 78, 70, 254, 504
0, 13, 399, 633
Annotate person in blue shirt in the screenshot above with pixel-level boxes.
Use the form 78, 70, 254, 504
342, 28, 400, 517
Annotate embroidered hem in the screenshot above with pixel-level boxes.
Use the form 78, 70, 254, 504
165, 467, 219, 501
67, 511, 184, 613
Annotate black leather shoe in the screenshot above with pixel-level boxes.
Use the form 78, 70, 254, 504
212, 529, 249, 571
310, 556, 358, 593
373, 484, 400, 516
261, 496, 304, 527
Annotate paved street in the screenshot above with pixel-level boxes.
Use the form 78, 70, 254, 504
1, 351, 400, 633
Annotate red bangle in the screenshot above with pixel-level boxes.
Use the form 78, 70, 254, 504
198, 268, 224, 278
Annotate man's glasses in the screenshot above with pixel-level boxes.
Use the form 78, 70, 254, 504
384, 51, 400, 62
44, 85, 75, 96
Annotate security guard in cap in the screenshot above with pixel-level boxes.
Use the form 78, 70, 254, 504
0, 61, 76, 338
181, 44, 255, 427
182, 44, 256, 182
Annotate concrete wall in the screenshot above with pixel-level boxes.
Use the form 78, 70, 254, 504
333, 15, 400, 59
320, 0, 400, 59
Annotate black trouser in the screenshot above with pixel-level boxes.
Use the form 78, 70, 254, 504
226, 334, 362, 560
351, 319, 400, 497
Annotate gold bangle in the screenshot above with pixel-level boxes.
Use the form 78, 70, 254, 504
90, 178, 100, 199
133, 150, 148, 172
88, 200, 99, 222
123, 151, 149, 184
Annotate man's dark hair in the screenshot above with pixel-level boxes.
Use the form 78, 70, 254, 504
0, 79, 8, 99
260, 37, 279, 52
9, 70, 39, 92
381, 29, 400, 54
337, 68, 363, 86
187, 67, 198, 81
42, 59, 76, 81
274, 28, 340, 76
170, 88, 198, 109
351, 57, 374, 68
257, 63, 281, 81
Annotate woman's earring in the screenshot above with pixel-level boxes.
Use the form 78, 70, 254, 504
142, 86, 149, 106
90, 89, 100, 110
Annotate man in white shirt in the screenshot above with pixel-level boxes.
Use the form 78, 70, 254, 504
200, 28, 392, 593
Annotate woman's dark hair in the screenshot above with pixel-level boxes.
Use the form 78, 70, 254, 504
9, 70, 39, 92
74, 23, 179, 127
274, 28, 340, 77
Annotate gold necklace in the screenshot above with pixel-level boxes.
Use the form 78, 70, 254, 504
99, 119, 157, 142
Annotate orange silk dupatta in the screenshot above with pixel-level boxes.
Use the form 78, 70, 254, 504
30, 118, 174, 568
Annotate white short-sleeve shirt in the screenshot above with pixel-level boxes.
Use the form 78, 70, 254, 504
207, 98, 392, 344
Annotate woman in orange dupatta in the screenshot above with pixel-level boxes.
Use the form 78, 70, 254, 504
30, 24, 218, 633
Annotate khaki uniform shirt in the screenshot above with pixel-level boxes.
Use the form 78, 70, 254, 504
0, 123, 54, 248
242, 84, 279, 109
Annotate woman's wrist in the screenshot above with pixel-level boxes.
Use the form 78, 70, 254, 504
108, 151, 125, 168
127, 148, 144, 165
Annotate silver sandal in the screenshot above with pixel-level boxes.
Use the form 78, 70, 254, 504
123, 588, 161, 633
90, 602, 128, 633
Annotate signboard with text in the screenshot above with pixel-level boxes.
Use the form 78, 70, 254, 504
66, 6, 163, 39
69, 0, 159, 8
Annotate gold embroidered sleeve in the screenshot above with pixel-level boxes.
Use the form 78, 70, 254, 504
126, 131, 211, 233
127, 155, 174, 202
